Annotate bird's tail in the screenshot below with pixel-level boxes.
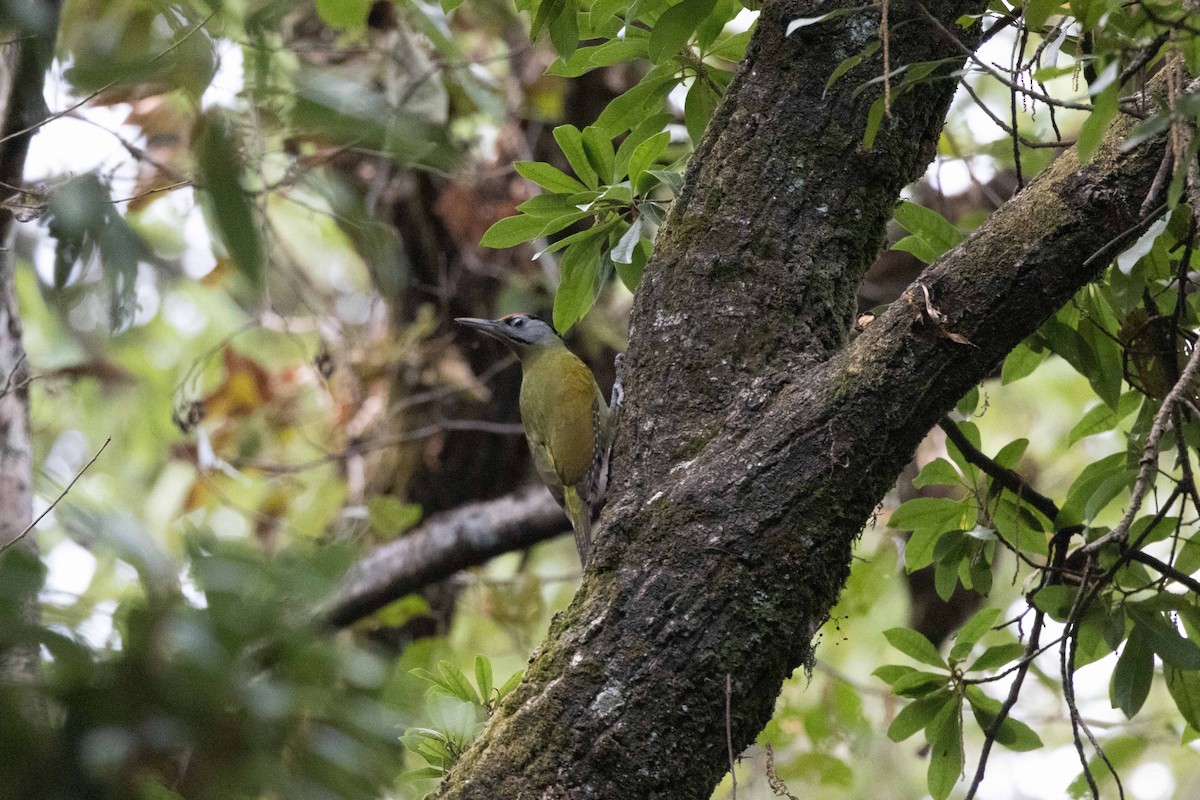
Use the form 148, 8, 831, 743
563, 486, 592, 567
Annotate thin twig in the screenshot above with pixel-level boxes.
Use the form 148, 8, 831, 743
0, 437, 112, 554
725, 673, 737, 800
916, 2, 1092, 112
957, 78, 1075, 149
0, 13, 215, 150
1084, 341, 1200, 553
764, 744, 799, 800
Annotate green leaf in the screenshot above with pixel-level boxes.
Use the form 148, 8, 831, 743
884, 627, 947, 669
514, 161, 588, 194
595, 68, 678, 135
905, 526, 947, 573
516, 193, 588, 217
479, 209, 591, 248
1024, 0, 1061, 29
315, 0, 373, 28
863, 95, 885, 150
825, 55, 863, 96
934, 542, 964, 601
1110, 626, 1153, 718
1001, 341, 1049, 384
553, 234, 605, 332
615, 116, 671, 180
548, 6, 579, 59
648, 0, 716, 63
581, 126, 616, 185
891, 670, 950, 698
616, 235, 649, 291
474, 655, 493, 703
992, 438, 1028, 470
889, 497, 971, 534
873, 664, 917, 686
1031, 585, 1080, 622
913, 458, 961, 489
967, 642, 1027, 673
949, 607, 1001, 662
788, 752, 853, 787
531, 0, 566, 39
626, 131, 672, 187
366, 497, 422, 536
497, 668, 524, 698
193, 110, 263, 288
965, 687, 1043, 751
1068, 392, 1140, 445
926, 699, 963, 800
1077, 84, 1118, 163
553, 124, 599, 188
1058, 452, 1133, 526
612, 218, 644, 264
1127, 604, 1200, 669
893, 201, 963, 262
437, 660, 481, 704
1165, 665, 1200, 731
708, 29, 752, 62
684, 77, 721, 144
887, 691, 951, 742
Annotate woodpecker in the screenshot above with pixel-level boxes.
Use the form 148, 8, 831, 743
455, 313, 621, 566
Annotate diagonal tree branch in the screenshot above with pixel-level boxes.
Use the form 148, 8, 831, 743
321, 486, 566, 628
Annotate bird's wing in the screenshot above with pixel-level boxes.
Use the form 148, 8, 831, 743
542, 361, 600, 489
526, 434, 565, 506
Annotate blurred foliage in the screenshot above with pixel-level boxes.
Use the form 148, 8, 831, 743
5, 1, 1200, 800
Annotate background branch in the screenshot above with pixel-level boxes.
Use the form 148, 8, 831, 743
322, 486, 566, 628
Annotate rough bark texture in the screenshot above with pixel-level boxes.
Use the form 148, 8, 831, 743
0, 0, 60, 709
323, 486, 566, 627
432, 2, 1171, 798
436, 2, 994, 797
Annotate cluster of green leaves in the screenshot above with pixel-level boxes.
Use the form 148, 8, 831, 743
482, 0, 753, 331
875, 7, 1200, 795
876, 608, 1041, 800
402, 656, 522, 783
1031, 583, 1200, 730
889, 423, 1014, 602
481, 122, 677, 331
42, 175, 142, 331
0, 534, 411, 800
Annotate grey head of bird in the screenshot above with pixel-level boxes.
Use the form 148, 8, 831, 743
454, 313, 562, 350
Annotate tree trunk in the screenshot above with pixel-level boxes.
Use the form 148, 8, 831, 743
435, 2, 1169, 798
0, 0, 61, 712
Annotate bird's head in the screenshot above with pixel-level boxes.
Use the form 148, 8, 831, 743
454, 313, 562, 350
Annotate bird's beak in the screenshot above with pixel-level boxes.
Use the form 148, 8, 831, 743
454, 317, 505, 340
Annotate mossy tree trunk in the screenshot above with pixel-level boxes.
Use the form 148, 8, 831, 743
437, 1, 1168, 797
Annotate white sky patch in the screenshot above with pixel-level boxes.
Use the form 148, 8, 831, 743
201, 39, 245, 112
925, 155, 999, 197
1129, 762, 1175, 800
77, 600, 118, 649
42, 538, 97, 598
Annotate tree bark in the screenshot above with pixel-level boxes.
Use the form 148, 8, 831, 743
0, 0, 61, 710
432, 1, 1171, 797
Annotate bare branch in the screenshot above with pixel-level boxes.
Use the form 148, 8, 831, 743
0, 437, 111, 554
321, 486, 567, 628
1085, 341, 1200, 553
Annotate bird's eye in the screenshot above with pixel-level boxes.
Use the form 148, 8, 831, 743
512, 317, 525, 327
